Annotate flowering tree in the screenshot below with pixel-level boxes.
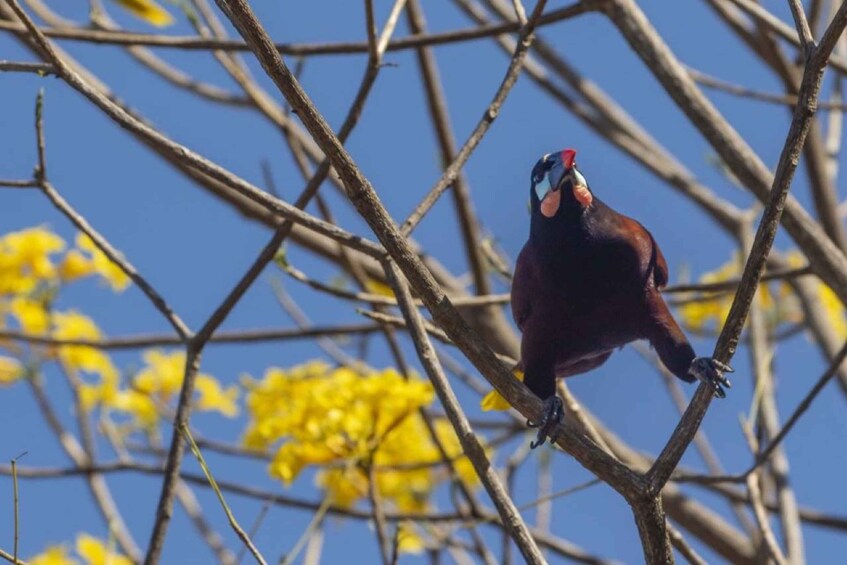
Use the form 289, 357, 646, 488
3, 0, 847, 563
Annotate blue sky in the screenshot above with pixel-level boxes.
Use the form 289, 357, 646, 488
2, 0, 846, 563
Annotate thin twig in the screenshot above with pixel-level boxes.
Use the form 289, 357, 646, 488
182, 425, 267, 565
787, 0, 815, 57
11, 453, 25, 565
741, 422, 789, 565
239, 502, 271, 565
666, 520, 707, 565
688, 65, 847, 110
0, 323, 381, 350
0, 59, 53, 73
279, 498, 331, 565
366, 461, 392, 565
0, 550, 26, 565
0, 179, 39, 188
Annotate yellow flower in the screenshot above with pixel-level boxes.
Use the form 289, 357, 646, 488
133, 349, 186, 401
114, 389, 159, 427
128, 349, 235, 420
75, 234, 130, 292
0, 355, 24, 386
245, 362, 481, 511
271, 443, 338, 485
432, 419, 478, 486
52, 311, 117, 381
59, 249, 94, 282
397, 522, 426, 554
112, 0, 174, 27
480, 368, 523, 411
30, 545, 77, 565
10, 296, 50, 334
0, 226, 65, 295
364, 278, 395, 298
195, 374, 239, 418
79, 370, 120, 412
676, 252, 801, 331
75, 533, 132, 565
818, 282, 847, 338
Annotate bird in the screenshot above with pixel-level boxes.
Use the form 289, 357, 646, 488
512, 148, 733, 448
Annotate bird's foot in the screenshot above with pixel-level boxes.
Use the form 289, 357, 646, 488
526, 396, 564, 449
688, 357, 734, 398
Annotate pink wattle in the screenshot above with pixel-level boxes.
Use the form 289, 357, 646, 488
574, 185, 593, 207
541, 190, 561, 217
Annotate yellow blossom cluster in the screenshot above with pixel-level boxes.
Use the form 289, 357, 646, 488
62, 234, 131, 291
676, 252, 804, 332
82, 350, 240, 428
243, 361, 479, 516
0, 226, 129, 388
0, 226, 65, 295
0, 226, 238, 430
29, 533, 132, 565
0, 227, 128, 297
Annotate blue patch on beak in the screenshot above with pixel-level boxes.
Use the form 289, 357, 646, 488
534, 155, 567, 201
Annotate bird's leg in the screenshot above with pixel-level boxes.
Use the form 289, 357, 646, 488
688, 357, 734, 398
527, 395, 564, 449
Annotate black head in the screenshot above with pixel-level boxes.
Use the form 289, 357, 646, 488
529, 148, 593, 219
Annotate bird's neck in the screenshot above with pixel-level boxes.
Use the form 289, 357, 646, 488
530, 205, 590, 249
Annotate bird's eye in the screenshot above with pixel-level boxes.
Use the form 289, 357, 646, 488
573, 168, 587, 186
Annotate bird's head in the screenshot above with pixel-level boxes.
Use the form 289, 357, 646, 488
529, 149, 593, 219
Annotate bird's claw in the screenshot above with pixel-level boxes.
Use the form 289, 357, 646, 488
688, 357, 734, 399
527, 396, 564, 449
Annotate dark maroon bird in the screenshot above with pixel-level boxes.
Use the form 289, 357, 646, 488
513, 149, 732, 448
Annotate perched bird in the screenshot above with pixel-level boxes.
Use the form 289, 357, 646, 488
512, 149, 733, 448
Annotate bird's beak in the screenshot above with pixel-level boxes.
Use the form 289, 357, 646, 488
536, 149, 576, 217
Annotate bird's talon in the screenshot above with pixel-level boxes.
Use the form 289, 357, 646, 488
688, 357, 733, 399
529, 396, 564, 449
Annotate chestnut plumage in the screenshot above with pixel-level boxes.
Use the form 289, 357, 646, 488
513, 149, 732, 448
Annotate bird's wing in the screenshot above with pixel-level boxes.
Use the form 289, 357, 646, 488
618, 216, 669, 289
511, 245, 537, 331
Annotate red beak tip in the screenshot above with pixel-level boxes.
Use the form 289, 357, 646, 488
561, 149, 577, 169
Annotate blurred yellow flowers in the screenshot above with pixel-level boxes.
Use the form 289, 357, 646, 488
69, 234, 131, 291
243, 362, 479, 515
675, 252, 842, 335
0, 355, 23, 386
52, 310, 119, 381
0, 226, 65, 295
0, 226, 131, 295
30, 533, 131, 565
112, 0, 174, 27
0, 226, 237, 430
82, 350, 240, 428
